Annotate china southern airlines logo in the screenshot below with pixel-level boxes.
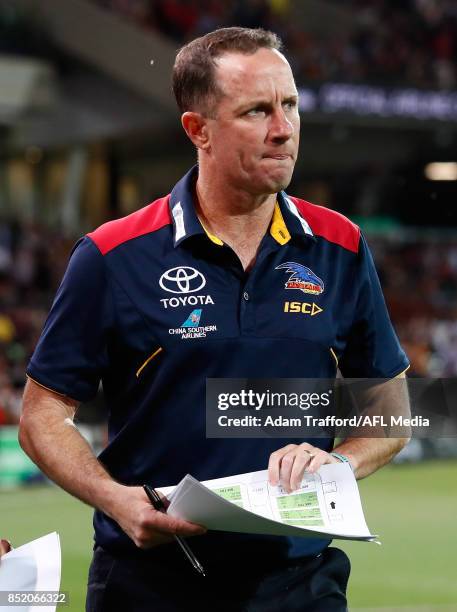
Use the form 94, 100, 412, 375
169, 309, 217, 339
181, 309, 202, 327
159, 266, 206, 294
276, 262, 325, 295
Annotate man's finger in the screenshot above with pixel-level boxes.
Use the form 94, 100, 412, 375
268, 444, 297, 485
278, 450, 303, 493
305, 451, 327, 475
132, 509, 206, 549
0, 539, 12, 556
147, 508, 206, 537
289, 448, 314, 490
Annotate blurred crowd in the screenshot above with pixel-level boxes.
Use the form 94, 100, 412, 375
94, 0, 457, 89
324, 0, 457, 89
1, 219, 456, 424
0, 221, 74, 425
372, 238, 457, 377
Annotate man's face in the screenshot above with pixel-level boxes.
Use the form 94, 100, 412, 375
205, 48, 300, 195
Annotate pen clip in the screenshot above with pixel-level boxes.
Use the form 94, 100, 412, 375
143, 484, 166, 512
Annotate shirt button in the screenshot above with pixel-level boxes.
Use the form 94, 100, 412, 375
243, 291, 249, 301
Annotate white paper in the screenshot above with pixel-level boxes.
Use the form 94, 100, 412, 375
0, 532, 61, 612
159, 464, 378, 542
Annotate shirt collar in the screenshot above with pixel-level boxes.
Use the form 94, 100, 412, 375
169, 165, 315, 248
169, 166, 205, 247
275, 191, 315, 244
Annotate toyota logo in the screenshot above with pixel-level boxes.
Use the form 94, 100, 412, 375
159, 266, 206, 294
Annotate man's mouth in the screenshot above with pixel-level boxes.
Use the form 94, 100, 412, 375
263, 154, 292, 160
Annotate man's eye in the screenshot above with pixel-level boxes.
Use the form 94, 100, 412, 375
246, 107, 265, 116
283, 100, 297, 110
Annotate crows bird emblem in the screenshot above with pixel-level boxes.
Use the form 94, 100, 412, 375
276, 262, 325, 295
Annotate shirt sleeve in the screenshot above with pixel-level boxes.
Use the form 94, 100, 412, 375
338, 233, 409, 378
27, 236, 114, 402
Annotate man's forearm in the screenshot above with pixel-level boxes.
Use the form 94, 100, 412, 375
334, 372, 410, 478
333, 437, 409, 479
19, 379, 206, 548
19, 381, 121, 518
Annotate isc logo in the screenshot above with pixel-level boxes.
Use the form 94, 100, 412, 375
284, 301, 323, 316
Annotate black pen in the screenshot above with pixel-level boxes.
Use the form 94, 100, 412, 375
143, 484, 206, 577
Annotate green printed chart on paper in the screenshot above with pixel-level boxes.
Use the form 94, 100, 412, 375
213, 485, 244, 507
277, 491, 319, 509
277, 491, 324, 527
280, 508, 322, 519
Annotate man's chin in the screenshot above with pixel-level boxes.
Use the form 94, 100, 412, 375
261, 172, 293, 194
238, 167, 295, 195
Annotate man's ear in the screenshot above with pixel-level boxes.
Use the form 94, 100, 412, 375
181, 112, 211, 151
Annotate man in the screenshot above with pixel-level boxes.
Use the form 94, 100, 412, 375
20, 27, 409, 611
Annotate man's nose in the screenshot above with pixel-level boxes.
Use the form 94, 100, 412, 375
269, 108, 294, 142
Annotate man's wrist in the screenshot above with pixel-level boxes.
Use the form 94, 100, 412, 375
90, 479, 126, 518
330, 451, 354, 472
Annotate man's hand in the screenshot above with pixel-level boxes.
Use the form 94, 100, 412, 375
268, 443, 340, 493
0, 539, 12, 560
108, 484, 206, 548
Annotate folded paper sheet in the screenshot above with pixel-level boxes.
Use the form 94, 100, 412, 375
159, 464, 378, 542
0, 532, 61, 612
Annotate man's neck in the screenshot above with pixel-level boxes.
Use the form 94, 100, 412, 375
195, 172, 277, 271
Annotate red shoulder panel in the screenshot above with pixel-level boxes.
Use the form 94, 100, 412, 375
289, 196, 360, 254
87, 195, 171, 255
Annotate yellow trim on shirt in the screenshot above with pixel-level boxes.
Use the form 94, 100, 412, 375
329, 348, 339, 367
136, 347, 163, 378
199, 220, 224, 246
270, 202, 291, 245
26, 374, 68, 397
199, 201, 290, 247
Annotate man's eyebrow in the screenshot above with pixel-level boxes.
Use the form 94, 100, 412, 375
283, 94, 299, 103
235, 99, 270, 112
234, 94, 299, 113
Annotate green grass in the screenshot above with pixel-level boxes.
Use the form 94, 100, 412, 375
1, 460, 456, 610
0, 485, 93, 611
340, 460, 457, 609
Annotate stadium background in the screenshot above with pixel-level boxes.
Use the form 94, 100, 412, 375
0, 0, 456, 609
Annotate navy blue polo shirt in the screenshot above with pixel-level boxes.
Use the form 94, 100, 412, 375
27, 166, 408, 564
